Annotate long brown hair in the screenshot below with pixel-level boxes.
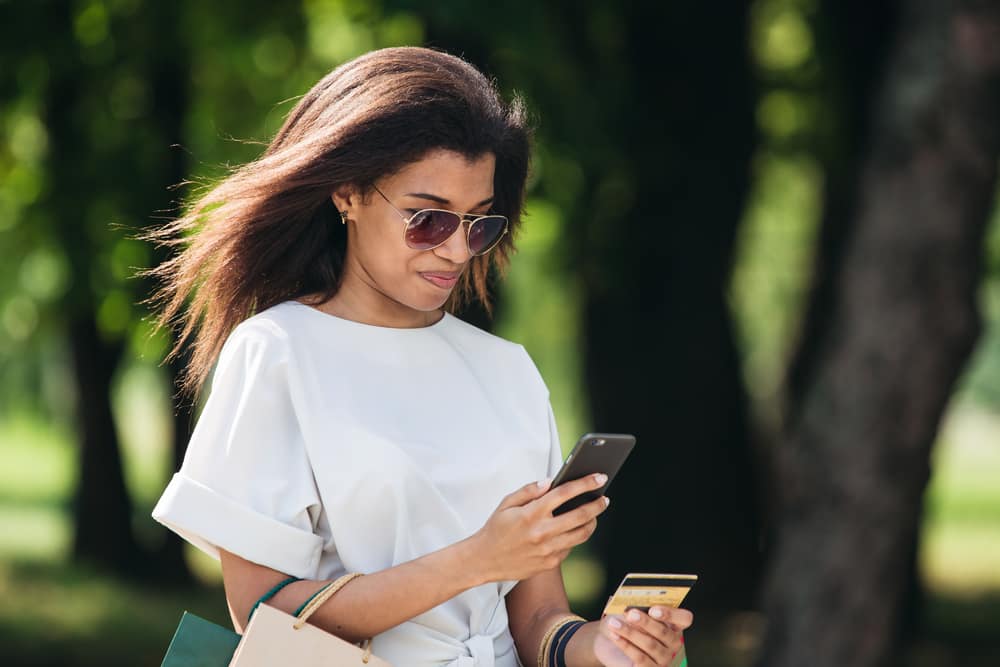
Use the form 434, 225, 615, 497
142, 47, 532, 397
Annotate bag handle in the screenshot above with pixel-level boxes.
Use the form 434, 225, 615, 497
248, 576, 301, 625
291, 573, 373, 662
293, 572, 363, 627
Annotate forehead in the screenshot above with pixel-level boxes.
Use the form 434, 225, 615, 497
382, 150, 495, 206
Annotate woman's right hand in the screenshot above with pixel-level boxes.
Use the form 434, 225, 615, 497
471, 474, 611, 582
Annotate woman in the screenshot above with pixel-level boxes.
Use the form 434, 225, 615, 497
149, 46, 692, 666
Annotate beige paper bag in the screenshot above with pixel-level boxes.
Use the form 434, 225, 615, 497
229, 574, 392, 667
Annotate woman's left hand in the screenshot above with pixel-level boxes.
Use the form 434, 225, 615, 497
592, 606, 693, 666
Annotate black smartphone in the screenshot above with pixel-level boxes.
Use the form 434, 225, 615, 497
549, 432, 636, 515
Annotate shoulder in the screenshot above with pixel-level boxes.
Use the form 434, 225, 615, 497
442, 313, 527, 357
216, 302, 301, 367
443, 314, 548, 395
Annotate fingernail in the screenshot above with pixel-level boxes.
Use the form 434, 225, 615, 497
650, 607, 664, 619
670, 651, 677, 660
608, 617, 622, 629
627, 609, 641, 622
603, 496, 611, 507
537, 478, 552, 490
594, 473, 608, 485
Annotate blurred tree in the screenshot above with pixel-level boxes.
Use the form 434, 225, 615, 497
24, 0, 143, 574
572, 2, 764, 615
27, 0, 197, 576
1, 0, 320, 580
141, 0, 195, 584
410, 0, 764, 614
758, 1, 1000, 665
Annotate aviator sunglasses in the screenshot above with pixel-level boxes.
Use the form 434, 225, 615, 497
372, 185, 509, 256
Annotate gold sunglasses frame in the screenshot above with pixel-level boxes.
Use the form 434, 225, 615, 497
372, 185, 509, 256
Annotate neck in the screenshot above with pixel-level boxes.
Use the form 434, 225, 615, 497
316, 261, 443, 329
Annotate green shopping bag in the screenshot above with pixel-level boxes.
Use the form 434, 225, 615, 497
160, 576, 300, 667
161, 612, 241, 667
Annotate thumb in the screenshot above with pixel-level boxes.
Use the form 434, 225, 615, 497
498, 478, 552, 510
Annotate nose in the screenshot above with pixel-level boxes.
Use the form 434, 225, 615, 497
433, 219, 472, 264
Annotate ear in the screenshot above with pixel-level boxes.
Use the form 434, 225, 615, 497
331, 185, 361, 217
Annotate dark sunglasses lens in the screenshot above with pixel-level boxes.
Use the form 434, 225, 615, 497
405, 210, 462, 250
468, 216, 507, 254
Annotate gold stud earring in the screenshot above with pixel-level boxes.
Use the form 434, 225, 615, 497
339, 210, 349, 225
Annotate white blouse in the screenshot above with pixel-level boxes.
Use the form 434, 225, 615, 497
152, 300, 563, 666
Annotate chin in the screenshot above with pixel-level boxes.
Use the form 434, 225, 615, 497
411, 282, 455, 310
401, 291, 450, 313
421, 295, 451, 311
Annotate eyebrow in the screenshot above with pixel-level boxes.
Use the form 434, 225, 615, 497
405, 192, 495, 208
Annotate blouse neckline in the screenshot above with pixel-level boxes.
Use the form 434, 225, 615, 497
286, 300, 452, 332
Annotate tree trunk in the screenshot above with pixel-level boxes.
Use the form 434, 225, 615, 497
579, 3, 763, 615
39, 4, 149, 572
758, 2, 1000, 665
144, 0, 195, 584
68, 315, 141, 570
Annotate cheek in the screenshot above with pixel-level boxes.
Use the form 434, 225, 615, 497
361, 236, 436, 295
352, 222, 450, 308
356, 219, 405, 271
362, 240, 410, 283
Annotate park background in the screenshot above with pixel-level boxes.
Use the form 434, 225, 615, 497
1, 1, 999, 666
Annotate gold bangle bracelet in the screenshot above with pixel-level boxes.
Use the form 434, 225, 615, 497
537, 614, 587, 667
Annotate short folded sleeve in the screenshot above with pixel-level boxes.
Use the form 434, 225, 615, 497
152, 321, 324, 579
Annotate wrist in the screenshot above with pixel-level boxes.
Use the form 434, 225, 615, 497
565, 620, 602, 667
540, 615, 587, 667
451, 532, 494, 588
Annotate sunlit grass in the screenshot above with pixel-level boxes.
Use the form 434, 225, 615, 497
114, 361, 174, 507
0, 506, 69, 562
0, 560, 227, 667
0, 413, 75, 503
920, 405, 1000, 595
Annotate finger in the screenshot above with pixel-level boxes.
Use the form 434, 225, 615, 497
599, 614, 625, 637
498, 479, 552, 510
549, 518, 598, 552
648, 606, 694, 630
624, 608, 680, 654
612, 613, 672, 663
606, 617, 657, 665
540, 473, 607, 513
551, 494, 610, 531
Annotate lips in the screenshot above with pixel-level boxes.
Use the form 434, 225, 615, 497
420, 271, 459, 289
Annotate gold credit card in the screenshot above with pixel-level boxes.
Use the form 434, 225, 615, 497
602, 572, 697, 617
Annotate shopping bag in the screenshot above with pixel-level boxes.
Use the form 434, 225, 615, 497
160, 576, 300, 667
230, 573, 391, 666
230, 603, 391, 666
160, 612, 241, 667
